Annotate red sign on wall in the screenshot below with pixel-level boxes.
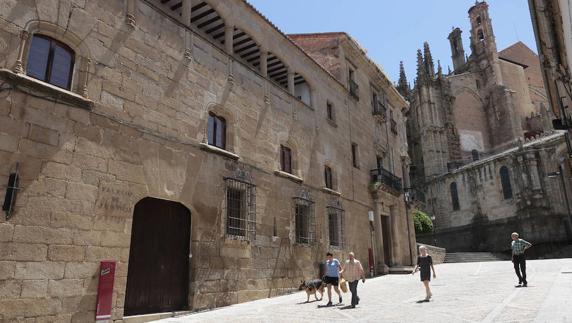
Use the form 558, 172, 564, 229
96, 260, 116, 323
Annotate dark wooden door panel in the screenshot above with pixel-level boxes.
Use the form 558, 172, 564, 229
124, 198, 191, 316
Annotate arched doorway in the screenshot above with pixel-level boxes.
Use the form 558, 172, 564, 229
124, 197, 191, 316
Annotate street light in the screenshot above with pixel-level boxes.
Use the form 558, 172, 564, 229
547, 164, 572, 238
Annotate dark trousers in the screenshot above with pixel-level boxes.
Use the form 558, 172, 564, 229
512, 254, 527, 284
348, 280, 359, 306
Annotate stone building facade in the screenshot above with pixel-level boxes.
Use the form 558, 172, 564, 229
0, 0, 414, 321
404, 1, 571, 252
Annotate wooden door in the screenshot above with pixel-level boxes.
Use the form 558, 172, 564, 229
124, 198, 191, 316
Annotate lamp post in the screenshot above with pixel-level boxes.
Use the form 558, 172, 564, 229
547, 164, 572, 237
368, 210, 375, 277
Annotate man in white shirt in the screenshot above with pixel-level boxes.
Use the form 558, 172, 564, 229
342, 252, 365, 308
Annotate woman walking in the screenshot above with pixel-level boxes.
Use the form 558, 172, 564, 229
412, 245, 436, 300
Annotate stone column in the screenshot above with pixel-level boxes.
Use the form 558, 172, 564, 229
288, 69, 295, 96
389, 206, 400, 266
225, 25, 234, 55
13, 30, 29, 74
182, 0, 193, 61
373, 203, 386, 273
260, 48, 268, 77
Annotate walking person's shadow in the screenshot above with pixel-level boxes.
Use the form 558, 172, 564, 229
416, 299, 430, 303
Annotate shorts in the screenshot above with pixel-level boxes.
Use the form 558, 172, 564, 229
323, 276, 339, 286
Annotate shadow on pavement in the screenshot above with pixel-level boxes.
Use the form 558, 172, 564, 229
296, 300, 321, 305
339, 305, 355, 310
416, 299, 430, 303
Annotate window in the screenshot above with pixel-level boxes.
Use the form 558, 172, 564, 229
326, 101, 335, 122
280, 145, 292, 174
476, 79, 481, 89
351, 143, 359, 168
225, 178, 256, 240
390, 110, 398, 134
478, 29, 485, 41
471, 149, 480, 161
348, 67, 359, 99
26, 34, 75, 90
327, 204, 344, 247
450, 182, 460, 211
207, 113, 226, 149
294, 197, 315, 244
324, 166, 333, 189
499, 166, 513, 199
476, 16, 482, 25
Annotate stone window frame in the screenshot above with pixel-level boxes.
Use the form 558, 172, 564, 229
499, 166, 513, 200
326, 199, 345, 248
200, 104, 239, 160
326, 101, 337, 126
450, 181, 460, 211
293, 193, 315, 245
26, 34, 75, 90
13, 21, 92, 99
351, 142, 360, 169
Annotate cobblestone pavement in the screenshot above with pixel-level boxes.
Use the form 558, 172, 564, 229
160, 258, 572, 323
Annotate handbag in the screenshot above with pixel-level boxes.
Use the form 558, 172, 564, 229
339, 277, 348, 293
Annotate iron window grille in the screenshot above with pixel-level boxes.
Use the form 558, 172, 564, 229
26, 34, 75, 90
327, 202, 345, 248
293, 196, 315, 245
224, 177, 256, 241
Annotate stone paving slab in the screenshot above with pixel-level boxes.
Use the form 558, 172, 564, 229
158, 259, 572, 323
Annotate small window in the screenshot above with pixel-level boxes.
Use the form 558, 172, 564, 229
351, 143, 359, 168
27, 34, 75, 90
327, 205, 344, 247
225, 178, 256, 240
499, 166, 513, 199
207, 113, 226, 149
450, 182, 460, 211
324, 166, 333, 189
471, 149, 480, 161
476, 79, 481, 89
280, 145, 292, 174
476, 16, 482, 25
294, 198, 315, 245
326, 101, 335, 122
478, 29, 485, 41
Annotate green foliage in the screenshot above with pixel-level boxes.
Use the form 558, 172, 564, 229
413, 210, 433, 234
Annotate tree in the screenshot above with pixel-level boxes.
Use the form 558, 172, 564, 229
413, 210, 433, 234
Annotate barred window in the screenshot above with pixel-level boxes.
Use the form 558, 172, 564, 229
294, 196, 315, 244
225, 177, 256, 240
27, 34, 75, 90
327, 203, 345, 247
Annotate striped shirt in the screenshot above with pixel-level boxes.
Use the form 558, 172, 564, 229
511, 238, 531, 255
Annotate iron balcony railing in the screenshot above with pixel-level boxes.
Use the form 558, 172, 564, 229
370, 167, 403, 193
349, 79, 359, 99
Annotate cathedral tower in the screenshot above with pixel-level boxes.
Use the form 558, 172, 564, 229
468, 1, 503, 86
448, 27, 466, 73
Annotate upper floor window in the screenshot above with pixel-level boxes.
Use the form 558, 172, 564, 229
280, 145, 292, 174
471, 150, 480, 161
326, 101, 335, 122
499, 166, 513, 199
450, 182, 460, 211
207, 113, 226, 149
324, 166, 333, 189
476, 16, 482, 25
390, 110, 398, 134
348, 67, 359, 99
478, 29, 485, 41
351, 143, 359, 168
27, 35, 75, 90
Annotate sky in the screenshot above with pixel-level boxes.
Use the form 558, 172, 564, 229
246, 0, 537, 85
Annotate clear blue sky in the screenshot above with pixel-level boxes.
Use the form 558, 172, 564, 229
247, 0, 537, 85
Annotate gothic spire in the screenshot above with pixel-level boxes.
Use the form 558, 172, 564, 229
397, 61, 410, 98
423, 42, 435, 79
437, 60, 443, 80
416, 48, 425, 85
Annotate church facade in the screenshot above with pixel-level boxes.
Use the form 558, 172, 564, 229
404, 1, 572, 252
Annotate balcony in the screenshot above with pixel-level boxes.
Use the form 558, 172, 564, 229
370, 167, 403, 194
372, 100, 386, 120
349, 79, 359, 100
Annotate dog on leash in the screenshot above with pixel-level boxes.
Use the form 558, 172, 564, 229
298, 279, 325, 302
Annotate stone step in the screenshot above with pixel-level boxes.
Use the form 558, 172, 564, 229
444, 252, 505, 263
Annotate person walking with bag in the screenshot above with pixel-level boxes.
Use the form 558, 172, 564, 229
342, 252, 365, 308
